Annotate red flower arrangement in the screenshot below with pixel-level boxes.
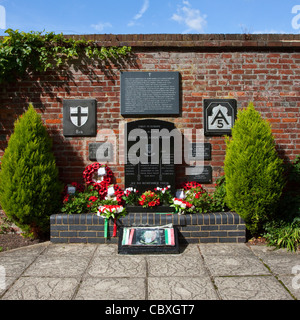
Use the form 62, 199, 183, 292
180, 181, 204, 191
139, 190, 160, 208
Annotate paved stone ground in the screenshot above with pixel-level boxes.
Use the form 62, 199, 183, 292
0, 242, 299, 300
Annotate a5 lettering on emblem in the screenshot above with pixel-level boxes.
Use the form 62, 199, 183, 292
203, 99, 237, 136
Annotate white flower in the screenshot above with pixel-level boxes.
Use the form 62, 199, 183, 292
173, 199, 182, 205
107, 186, 115, 197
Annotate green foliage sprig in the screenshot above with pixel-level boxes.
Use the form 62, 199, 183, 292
0, 29, 132, 83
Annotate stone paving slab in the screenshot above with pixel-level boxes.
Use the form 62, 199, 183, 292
199, 243, 270, 276
203, 255, 270, 276
199, 243, 253, 257
43, 243, 97, 257
214, 276, 293, 300
23, 255, 90, 278
2, 277, 79, 300
0, 255, 37, 278
85, 256, 147, 278
75, 277, 146, 300
147, 255, 206, 277
250, 245, 300, 275
148, 276, 219, 300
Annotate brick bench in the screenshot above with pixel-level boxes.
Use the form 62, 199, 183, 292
50, 212, 246, 244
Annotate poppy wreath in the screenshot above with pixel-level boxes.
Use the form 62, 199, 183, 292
83, 163, 113, 190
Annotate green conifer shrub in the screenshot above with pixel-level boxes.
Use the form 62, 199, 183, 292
0, 104, 62, 237
224, 102, 285, 235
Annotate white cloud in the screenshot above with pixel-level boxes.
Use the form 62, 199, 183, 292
171, 1, 207, 33
91, 22, 112, 32
134, 0, 149, 20
128, 0, 150, 27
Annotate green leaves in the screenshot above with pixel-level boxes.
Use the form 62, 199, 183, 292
264, 218, 300, 252
0, 29, 132, 83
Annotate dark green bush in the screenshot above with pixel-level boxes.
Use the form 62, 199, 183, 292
264, 155, 300, 251
0, 104, 62, 237
224, 102, 285, 235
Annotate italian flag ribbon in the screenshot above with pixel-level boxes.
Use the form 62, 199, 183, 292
103, 218, 117, 238
113, 218, 117, 237
104, 218, 108, 238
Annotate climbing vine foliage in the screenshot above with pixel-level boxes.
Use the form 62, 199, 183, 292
0, 29, 132, 83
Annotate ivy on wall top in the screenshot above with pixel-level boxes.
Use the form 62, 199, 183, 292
0, 29, 132, 83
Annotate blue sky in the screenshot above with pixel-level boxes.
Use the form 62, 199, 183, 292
0, 0, 299, 36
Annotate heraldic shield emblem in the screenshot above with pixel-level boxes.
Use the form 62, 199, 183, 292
63, 99, 96, 137
70, 106, 89, 127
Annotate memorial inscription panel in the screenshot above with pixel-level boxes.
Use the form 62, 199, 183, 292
188, 142, 211, 161
121, 71, 180, 116
88, 142, 113, 162
186, 166, 212, 184
125, 119, 176, 194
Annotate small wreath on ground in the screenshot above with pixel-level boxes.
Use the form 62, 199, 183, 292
83, 163, 113, 191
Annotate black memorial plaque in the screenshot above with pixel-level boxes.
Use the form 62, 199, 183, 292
121, 71, 180, 116
89, 143, 113, 162
186, 165, 212, 184
125, 119, 177, 194
204, 99, 237, 136
188, 142, 211, 161
63, 99, 96, 137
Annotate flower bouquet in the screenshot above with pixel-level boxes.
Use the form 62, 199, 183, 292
97, 204, 126, 219
97, 204, 127, 238
122, 187, 139, 206
170, 198, 194, 215
154, 185, 172, 205
139, 190, 160, 208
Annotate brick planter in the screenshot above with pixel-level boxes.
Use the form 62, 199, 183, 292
50, 212, 245, 244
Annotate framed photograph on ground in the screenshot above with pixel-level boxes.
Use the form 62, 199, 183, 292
118, 224, 180, 254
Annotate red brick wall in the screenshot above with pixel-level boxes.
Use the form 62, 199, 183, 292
1, 34, 300, 192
